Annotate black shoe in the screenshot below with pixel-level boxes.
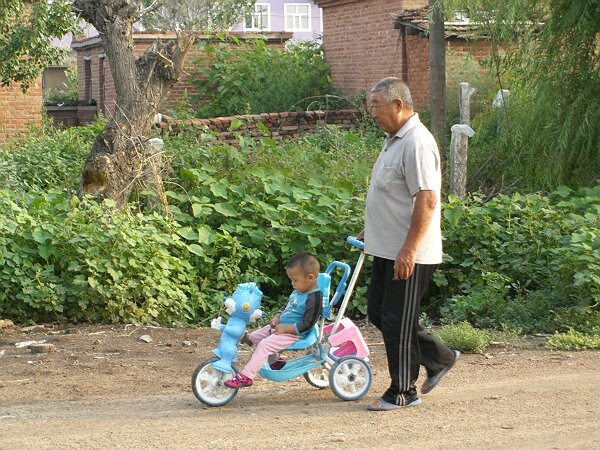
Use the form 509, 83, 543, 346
421, 350, 460, 394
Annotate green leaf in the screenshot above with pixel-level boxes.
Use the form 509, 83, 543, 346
197, 225, 214, 244
210, 182, 228, 199
178, 227, 199, 240
191, 203, 204, 218
32, 227, 52, 244
188, 244, 204, 256
256, 122, 270, 134
308, 235, 322, 246
38, 245, 51, 260
296, 225, 314, 235
230, 118, 243, 130
213, 202, 237, 217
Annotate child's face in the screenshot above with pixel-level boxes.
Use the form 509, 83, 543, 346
286, 266, 316, 293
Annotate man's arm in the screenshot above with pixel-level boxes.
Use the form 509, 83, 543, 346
394, 190, 437, 279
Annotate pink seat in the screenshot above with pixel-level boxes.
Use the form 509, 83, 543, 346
324, 317, 369, 359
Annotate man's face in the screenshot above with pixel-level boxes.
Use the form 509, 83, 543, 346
369, 91, 401, 134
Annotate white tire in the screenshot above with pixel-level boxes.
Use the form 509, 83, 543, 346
191, 358, 238, 407
329, 356, 372, 401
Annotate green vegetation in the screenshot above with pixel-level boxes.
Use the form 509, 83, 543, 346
433, 188, 600, 334
191, 38, 338, 118
43, 66, 79, 105
0, 123, 379, 324
545, 330, 600, 351
432, 321, 492, 353
0, 123, 598, 347
444, 0, 600, 192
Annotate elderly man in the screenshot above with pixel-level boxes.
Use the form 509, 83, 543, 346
358, 77, 459, 411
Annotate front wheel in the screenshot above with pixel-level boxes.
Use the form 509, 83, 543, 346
329, 356, 372, 401
303, 365, 330, 389
191, 358, 238, 407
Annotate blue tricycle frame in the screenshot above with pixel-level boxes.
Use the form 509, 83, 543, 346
191, 237, 371, 407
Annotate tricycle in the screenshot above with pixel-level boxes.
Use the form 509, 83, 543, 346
191, 236, 370, 407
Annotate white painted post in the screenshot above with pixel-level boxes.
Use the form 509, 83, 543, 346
459, 82, 476, 125
450, 124, 475, 198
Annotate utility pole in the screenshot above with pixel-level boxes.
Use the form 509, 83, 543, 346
429, 0, 446, 151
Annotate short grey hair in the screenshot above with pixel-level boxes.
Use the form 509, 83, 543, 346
371, 77, 414, 110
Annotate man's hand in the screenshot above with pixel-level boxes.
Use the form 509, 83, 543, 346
394, 190, 437, 279
394, 247, 417, 279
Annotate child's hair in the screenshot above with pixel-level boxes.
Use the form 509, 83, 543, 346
286, 252, 320, 277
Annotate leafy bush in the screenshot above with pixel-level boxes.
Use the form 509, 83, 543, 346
191, 38, 337, 118
545, 330, 600, 351
433, 186, 600, 333
0, 119, 102, 192
432, 321, 492, 353
0, 190, 200, 325
2, 121, 598, 333
158, 127, 377, 313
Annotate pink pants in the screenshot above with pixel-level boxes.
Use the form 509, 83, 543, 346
240, 325, 300, 379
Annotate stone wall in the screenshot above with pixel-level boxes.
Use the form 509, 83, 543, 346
158, 109, 362, 144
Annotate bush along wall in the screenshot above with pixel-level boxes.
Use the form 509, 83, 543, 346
1, 122, 598, 334
430, 186, 600, 334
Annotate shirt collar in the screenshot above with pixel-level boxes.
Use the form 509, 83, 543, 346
386, 113, 420, 141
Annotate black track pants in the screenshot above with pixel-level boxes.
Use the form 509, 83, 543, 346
367, 256, 454, 405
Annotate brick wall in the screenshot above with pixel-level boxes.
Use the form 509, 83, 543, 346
158, 109, 362, 145
316, 0, 491, 112
72, 32, 292, 123
316, 0, 429, 107
0, 81, 43, 143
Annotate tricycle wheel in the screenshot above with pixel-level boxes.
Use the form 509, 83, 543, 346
191, 358, 238, 407
329, 356, 372, 401
303, 365, 330, 389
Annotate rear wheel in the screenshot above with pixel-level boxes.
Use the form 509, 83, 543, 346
191, 358, 238, 407
329, 356, 372, 401
303, 365, 330, 389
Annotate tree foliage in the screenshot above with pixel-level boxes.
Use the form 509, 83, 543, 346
0, 0, 79, 91
141, 0, 254, 31
445, 0, 600, 190
192, 38, 335, 118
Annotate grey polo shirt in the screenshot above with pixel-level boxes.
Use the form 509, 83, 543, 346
364, 114, 443, 264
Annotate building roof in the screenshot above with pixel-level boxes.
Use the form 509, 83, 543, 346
394, 6, 481, 40
71, 31, 293, 50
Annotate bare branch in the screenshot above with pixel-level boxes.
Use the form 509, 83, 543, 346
140, 0, 161, 18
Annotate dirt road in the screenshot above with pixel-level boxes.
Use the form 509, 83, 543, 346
1, 323, 599, 449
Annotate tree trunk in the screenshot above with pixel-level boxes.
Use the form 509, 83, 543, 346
428, 0, 446, 151
73, 0, 194, 208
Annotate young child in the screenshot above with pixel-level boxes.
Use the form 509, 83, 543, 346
224, 252, 323, 388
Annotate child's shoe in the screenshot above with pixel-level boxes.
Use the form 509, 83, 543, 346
269, 358, 286, 370
239, 331, 254, 347
224, 373, 253, 389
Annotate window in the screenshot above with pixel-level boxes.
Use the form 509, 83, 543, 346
285, 4, 311, 31
244, 3, 270, 31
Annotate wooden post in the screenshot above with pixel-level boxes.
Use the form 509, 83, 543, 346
429, 0, 446, 150
450, 124, 475, 197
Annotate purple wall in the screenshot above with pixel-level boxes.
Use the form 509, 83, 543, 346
231, 0, 322, 42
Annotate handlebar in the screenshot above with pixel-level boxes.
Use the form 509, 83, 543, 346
346, 236, 364, 250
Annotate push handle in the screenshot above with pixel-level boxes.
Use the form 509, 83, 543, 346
346, 236, 364, 250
